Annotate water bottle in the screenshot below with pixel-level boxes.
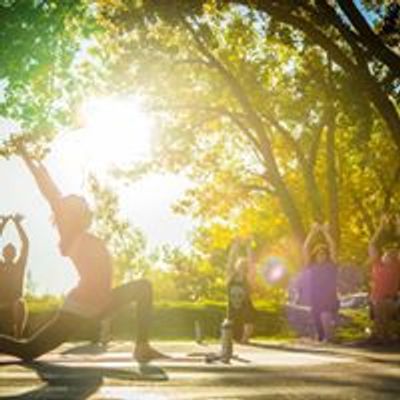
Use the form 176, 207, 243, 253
194, 320, 203, 344
220, 318, 233, 363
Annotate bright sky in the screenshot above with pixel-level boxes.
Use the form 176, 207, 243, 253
0, 98, 193, 296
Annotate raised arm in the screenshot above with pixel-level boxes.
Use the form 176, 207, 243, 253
12, 214, 29, 269
0, 215, 9, 235
18, 146, 61, 212
303, 223, 319, 266
369, 215, 387, 263
320, 223, 337, 262
227, 238, 240, 279
246, 240, 256, 287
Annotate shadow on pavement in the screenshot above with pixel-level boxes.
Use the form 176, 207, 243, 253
248, 341, 347, 356
248, 341, 400, 367
0, 361, 102, 400
213, 366, 400, 399
61, 343, 107, 355
344, 340, 400, 353
0, 360, 168, 400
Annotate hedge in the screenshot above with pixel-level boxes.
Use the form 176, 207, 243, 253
20, 300, 292, 341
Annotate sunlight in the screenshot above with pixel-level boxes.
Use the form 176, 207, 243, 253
50, 96, 154, 192
81, 96, 153, 171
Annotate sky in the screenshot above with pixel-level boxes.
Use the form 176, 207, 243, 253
0, 100, 194, 296
1, 0, 378, 297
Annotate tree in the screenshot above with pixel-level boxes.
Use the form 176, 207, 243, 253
114, 0, 400, 151
95, 0, 399, 263
1, 0, 398, 301
0, 0, 102, 155
88, 176, 151, 283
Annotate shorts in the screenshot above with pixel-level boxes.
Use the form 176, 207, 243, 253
229, 301, 257, 341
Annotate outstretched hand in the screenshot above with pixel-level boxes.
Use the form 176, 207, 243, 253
0, 214, 11, 223
232, 237, 242, 246
310, 222, 321, 233
246, 235, 256, 249
14, 140, 30, 160
321, 222, 330, 234
12, 213, 25, 224
379, 214, 390, 228
0, 215, 10, 233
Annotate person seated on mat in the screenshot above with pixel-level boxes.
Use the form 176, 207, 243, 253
227, 237, 257, 344
0, 214, 29, 338
0, 144, 167, 362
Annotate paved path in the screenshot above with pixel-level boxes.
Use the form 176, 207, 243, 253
1, 341, 400, 399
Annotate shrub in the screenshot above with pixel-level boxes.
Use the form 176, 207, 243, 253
22, 299, 292, 340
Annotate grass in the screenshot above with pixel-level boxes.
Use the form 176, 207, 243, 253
335, 308, 371, 343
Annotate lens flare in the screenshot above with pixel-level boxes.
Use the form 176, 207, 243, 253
261, 256, 287, 284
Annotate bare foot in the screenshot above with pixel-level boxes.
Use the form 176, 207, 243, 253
134, 343, 170, 363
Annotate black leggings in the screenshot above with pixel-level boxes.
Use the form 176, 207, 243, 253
311, 309, 325, 341
0, 279, 153, 361
311, 308, 337, 341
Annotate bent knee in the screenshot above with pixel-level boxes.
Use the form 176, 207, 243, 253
21, 341, 44, 361
3, 339, 42, 362
13, 299, 27, 314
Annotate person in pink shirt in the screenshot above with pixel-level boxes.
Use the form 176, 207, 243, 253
369, 215, 400, 343
0, 144, 166, 362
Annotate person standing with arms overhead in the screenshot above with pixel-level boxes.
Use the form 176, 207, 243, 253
227, 238, 257, 344
0, 144, 166, 362
0, 214, 29, 338
303, 223, 339, 342
368, 214, 400, 344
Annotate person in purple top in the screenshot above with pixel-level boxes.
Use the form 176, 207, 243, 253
303, 223, 339, 342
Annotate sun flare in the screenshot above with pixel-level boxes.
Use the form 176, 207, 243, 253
81, 96, 153, 169
53, 96, 154, 185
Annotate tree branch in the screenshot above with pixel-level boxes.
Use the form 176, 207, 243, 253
350, 190, 375, 237
182, 14, 307, 241
242, 183, 277, 196
259, 111, 324, 222
240, 0, 400, 150
383, 162, 400, 212
309, 122, 324, 170
336, 0, 400, 77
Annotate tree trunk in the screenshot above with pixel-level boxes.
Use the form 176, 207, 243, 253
326, 102, 340, 249
265, 116, 324, 223
257, 136, 306, 244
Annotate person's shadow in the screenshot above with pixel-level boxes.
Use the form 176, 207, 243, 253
0, 360, 168, 399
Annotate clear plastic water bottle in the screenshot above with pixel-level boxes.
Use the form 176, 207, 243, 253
195, 320, 203, 344
220, 318, 233, 363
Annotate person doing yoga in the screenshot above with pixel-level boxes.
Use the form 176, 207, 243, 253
0, 144, 166, 362
0, 214, 29, 338
303, 223, 339, 342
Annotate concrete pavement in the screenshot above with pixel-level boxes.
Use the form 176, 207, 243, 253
0, 340, 399, 399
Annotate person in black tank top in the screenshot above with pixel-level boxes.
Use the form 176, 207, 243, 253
0, 214, 29, 338
227, 238, 257, 343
